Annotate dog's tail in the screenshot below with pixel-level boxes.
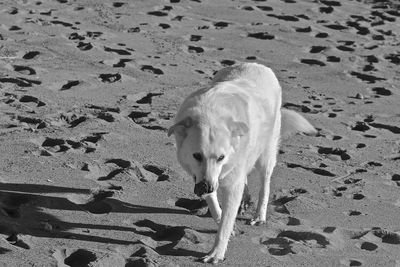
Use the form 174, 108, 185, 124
281, 108, 318, 138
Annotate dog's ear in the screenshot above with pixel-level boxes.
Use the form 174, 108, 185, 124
167, 117, 193, 137
227, 118, 248, 137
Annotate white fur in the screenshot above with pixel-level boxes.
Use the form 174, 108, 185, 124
168, 63, 316, 263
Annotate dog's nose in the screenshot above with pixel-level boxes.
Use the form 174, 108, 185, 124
194, 181, 213, 197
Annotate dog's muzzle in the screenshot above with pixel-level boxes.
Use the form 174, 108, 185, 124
194, 181, 213, 197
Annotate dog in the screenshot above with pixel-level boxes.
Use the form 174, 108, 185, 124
168, 63, 317, 263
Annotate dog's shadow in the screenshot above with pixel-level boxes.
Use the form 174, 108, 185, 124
0, 182, 195, 249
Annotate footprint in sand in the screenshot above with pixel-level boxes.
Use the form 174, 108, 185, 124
369, 122, 400, 134
147, 10, 168, 17
371, 87, 392, 96
260, 230, 331, 256
337, 45, 354, 52
59, 112, 87, 127
271, 188, 308, 215
77, 41, 93, 51
133, 93, 163, 104
295, 26, 312, 32
248, 32, 275, 40
326, 56, 340, 62
140, 65, 164, 75
98, 73, 122, 83
0, 77, 41, 87
22, 51, 40, 60
392, 174, 400, 186
351, 116, 400, 134
159, 23, 171, 29
51, 20, 75, 28
256, 5, 273, 11
17, 115, 46, 129
189, 34, 202, 42
346, 210, 363, 216
324, 23, 348, 31
240, 6, 255, 11
213, 21, 230, 29
104, 46, 132, 55
315, 32, 329, 38
319, 6, 334, 14
282, 102, 320, 114
268, 14, 299, 22
317, 146, 351, 160
188, 45, 204, 53
356, 143, 366, 148
112, 2, 127, 8
220, 59, 236, 66
340, 259, 363, 266
360, 241, 378, 251
332, 186, 347, 197
83, 159, 165, 183
60, 80, 80, 90
309, 46, 327, 54
19, 95, 46, 107
9, 25, 22, 31
68, 32, 85, 41
351, 121, 370, 132
12, 65, 36, 75
138, 163, 170, 181
300, 59, 326, 66
113, 58, 133, 68
128, 108, 169, 131
286, 163, 336, 177
33, 132, 106, 156
384, 53, 400, 65
286, 217, 302, 226
352, 193, 365, 200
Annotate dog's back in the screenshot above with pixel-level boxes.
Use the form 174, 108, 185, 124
176, 63, 281, 124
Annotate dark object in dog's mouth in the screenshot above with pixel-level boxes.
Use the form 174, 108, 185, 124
194, 181, 212, 197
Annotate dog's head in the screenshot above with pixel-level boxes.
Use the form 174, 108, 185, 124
168, 116, 248, 197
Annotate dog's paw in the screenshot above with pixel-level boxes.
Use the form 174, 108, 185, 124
249, 216, 266, 226
201, 249, 225, 264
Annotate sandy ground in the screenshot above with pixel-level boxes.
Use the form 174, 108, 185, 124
0, 0, 399, 266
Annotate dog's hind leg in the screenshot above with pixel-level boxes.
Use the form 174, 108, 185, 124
250, 142, 278, 226
238, 177, 251, 215
204, 191, 221, 224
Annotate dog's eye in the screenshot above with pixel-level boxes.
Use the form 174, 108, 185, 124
217, 155, 225, 162
193, 153, 203, 162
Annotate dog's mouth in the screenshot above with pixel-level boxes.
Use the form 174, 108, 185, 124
194, 180, 213, 197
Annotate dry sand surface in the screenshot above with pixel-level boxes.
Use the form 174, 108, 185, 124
0, 0, 399, 266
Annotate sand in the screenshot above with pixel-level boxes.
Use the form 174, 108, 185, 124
0, 0, 399, 266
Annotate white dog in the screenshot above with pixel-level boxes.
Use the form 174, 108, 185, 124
168, 63, 316, 263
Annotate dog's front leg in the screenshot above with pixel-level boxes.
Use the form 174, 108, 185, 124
202, 176, 245, 264
204, 191, 221, 224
